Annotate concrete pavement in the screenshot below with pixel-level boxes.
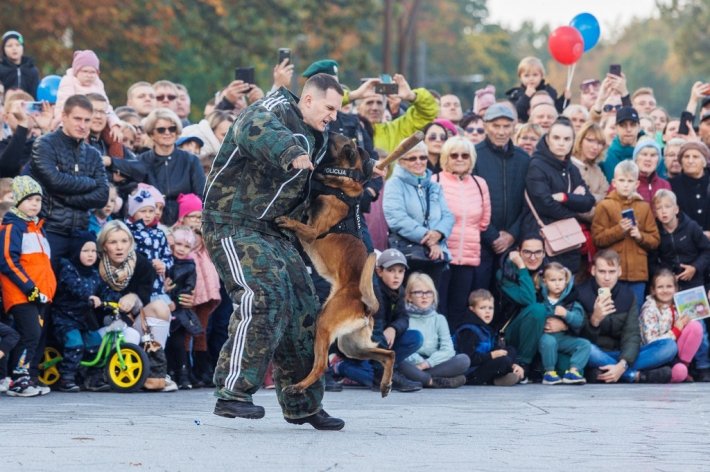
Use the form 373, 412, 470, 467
2, 384, 709, 471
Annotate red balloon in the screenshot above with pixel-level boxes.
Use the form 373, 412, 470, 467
548, 26, 584, 65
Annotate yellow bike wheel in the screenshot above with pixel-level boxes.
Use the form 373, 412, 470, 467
39, 347, 62, 386
105, 343, 149, 392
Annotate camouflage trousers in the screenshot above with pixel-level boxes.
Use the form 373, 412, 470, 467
202, 222, 323, 419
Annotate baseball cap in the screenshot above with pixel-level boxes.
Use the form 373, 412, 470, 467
176, 135, 204, 147
483, 103, 515, 122
377, 249, 408, 269
615, 106, 640, 125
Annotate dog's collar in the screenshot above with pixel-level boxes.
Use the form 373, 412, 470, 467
316, 166, 365, 183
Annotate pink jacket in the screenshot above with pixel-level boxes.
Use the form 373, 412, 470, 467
52, 68, 119, 128
436, 172, 491, 266
192, 239, 221, 310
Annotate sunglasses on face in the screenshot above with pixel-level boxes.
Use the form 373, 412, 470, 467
402, 155, 428, 162
426, 133, 447, 141
156, 94, 177, 102
465, 127, 485, 134
581, 84, 600, 93
602, 104, 623, 113
449, 152, 471, 160
155, 126, 178, 134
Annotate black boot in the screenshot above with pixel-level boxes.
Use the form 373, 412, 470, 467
195, 351, 214, 388
285, 410, 345, 431
214, 399, 265, 419
178, 365, 192, 390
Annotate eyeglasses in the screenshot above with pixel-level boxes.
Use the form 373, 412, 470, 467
401, 155, 428, 162
156, 94, 177, 102
602, 104, 623, 113
521, 249, 544, 258
155, 126, 178, 134
581, 82, 600, 93
465, 127, 485, 134
449, 152, 471, 160
426, 133, 447, 142
411, 290, 434, 297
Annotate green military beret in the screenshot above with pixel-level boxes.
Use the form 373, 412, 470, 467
302, 59, 339, 78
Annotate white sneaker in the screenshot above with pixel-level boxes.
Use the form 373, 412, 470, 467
34, 382, 51, 396
161, 375, 178, 392
6, 378, 41, 397
0, 377, 10, 393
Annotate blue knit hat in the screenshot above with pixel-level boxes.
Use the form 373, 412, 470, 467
632, 138, 662, 161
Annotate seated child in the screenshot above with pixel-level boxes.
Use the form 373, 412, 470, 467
652, 189, 710, 291
505, 56, 568, 122
52, 50, 120, 136
164, 226, 199, 390
331, 249, 424, 392
398, 273, 470, 388
592, 160, 660, 309
455, 289, 524, 386
125, 188, 172, 302
640, 269, 703, 383
537, 263, 591, 385
0, 176, 56, 397
50, 231, 108, 392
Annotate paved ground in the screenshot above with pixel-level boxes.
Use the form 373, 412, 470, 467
2, 384, 709, 471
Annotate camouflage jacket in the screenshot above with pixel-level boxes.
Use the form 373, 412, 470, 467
203, 87, 327, 236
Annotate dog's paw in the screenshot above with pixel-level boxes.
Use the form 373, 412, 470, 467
380, 382, 392, 398
274, 216, 294, 228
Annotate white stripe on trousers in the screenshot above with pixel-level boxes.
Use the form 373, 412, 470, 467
220, 237, 254, 391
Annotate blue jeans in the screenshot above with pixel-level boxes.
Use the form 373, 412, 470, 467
693, 321, 710, 370
339, 329, 424, 386
588, 338, 677, 382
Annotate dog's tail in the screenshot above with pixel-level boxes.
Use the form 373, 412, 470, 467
359, 253, 379, 315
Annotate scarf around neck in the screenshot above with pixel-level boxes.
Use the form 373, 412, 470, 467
405, 301, 437, 317
9, 206, 38, 223
100, 249, 137, 292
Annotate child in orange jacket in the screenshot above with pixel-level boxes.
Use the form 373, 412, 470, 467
0, 176, 56, 397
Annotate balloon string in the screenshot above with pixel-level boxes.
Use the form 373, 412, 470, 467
563, 63, 576, 109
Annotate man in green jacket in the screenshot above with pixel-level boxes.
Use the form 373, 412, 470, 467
202, 74, 346, 430
347, 73, 439, 153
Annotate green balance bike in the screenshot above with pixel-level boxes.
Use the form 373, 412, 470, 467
39, 301, 149, 392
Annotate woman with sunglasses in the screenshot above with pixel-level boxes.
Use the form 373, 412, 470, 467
112, 108, 205, 226
434, 137, 491, 330
422, 121, 451, 173
460, 113, 486, 145
383, 140, 454, 308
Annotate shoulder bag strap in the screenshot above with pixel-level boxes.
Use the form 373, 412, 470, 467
524, 190, 545, 228
424, 186, 431, 227
472, 175, 484, 200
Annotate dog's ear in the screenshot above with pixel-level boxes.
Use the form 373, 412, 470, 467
357, 146, 370, 162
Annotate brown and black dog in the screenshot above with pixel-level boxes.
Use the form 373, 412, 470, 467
275, 133, 395, 397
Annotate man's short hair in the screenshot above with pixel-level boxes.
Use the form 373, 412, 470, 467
3, 90, 33, 106
631, 87, 655, 101
614, 160, 639, 180
85, 93, 107, 103
594, 249, 621, 267
152, 80, 178, 91
127, 81, 153, 101
652, 188, 677, 207
302, 73, 344, 97
175, 83, 188, 94
64, 94, 93, 115
468, 289, 493, 308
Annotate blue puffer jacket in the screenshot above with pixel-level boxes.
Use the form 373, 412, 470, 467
383, 165, 455, 259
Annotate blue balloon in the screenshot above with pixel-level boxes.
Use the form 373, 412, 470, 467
570, 13, 601, 52
36, 75, 61, 104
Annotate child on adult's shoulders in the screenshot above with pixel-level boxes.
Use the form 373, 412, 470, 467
454, 289, 523, 386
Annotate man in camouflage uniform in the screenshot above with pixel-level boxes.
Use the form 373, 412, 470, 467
202, 73, 346, 430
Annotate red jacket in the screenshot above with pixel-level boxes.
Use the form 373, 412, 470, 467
436, 172, 491, 266
0, 212, 56, 311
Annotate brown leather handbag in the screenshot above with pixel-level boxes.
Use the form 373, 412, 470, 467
524, 190, 586, 257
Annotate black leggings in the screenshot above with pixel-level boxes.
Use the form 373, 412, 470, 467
8, 303, 44, 379
399, 353, 470, 385
466, 355, 516, 385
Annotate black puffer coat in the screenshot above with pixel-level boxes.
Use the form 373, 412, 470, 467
29, 129, 109, 236
521, 136, 595, 272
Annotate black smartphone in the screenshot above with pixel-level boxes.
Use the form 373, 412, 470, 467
278, 48, 291, 64
609, 64, 621, 77
678, 111, 693, 135
234, 66, 255, 92
24, 101, 43, 114
621, 208, 636, 226
374, 74, 399, 95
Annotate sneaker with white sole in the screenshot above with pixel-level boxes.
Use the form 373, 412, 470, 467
31, 379, 51, 396
542, 371, 562, 385
161, 375, 178, 392
6, 377, 41, 397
